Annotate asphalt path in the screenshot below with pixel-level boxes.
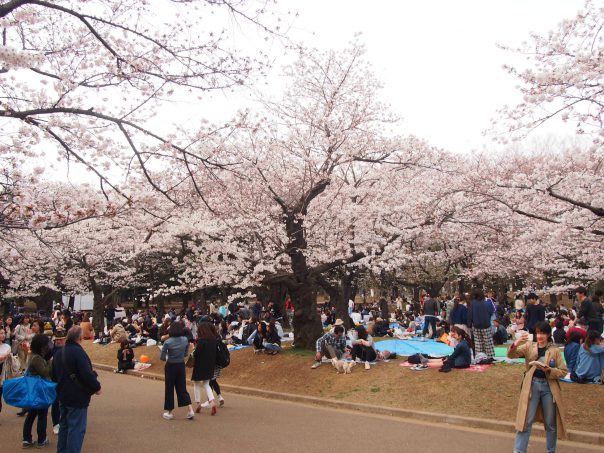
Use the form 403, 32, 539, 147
0, 370, 601, 453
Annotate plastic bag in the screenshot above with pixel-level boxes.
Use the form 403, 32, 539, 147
2, 375, 57, 409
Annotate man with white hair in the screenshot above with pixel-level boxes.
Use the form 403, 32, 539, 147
52, 326, 101, 453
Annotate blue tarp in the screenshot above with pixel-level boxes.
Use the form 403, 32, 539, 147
374, 339, 454, 356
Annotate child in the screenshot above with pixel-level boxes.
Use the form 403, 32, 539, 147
116, 339, 134, 374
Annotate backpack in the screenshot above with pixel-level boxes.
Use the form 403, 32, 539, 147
1, 354, 21, 384
215, 340, 230, 368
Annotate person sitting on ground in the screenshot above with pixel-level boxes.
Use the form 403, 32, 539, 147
80, 315, 94, 340
110, 319, 128, 344
571, 330, 604, 383
249, 321, 267, 353
552, 318, 566, 344
372, 318, 392, 337
351, 325, 376, 369
565, 317, 588, 342
564, 331, 582, 375
263, 321, 282, 355
492, 318, 509, 345
412, 326, 472, 371
311, 325, 348, 369
350, 309, 362, 326
116, 339, 135, 374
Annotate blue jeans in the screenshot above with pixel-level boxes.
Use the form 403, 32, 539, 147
514, 378, 557, 453
57, 404, 88, 453
423, 316, 437, 338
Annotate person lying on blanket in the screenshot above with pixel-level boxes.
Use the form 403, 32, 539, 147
571, 330, 604, 384
411, 326, 472, 372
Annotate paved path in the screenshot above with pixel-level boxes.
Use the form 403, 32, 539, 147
0, 370, 601, 452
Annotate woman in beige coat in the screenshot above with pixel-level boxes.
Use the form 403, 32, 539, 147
508, 321, 567, 453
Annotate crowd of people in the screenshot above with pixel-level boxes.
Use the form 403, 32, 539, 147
0, 286, 602, 452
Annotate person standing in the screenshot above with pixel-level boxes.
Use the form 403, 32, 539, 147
160, 321, 194, 420
192, 321, 217, 415
525, 293, 545, 337
422, 293, 438, 339
507, 322, 567, 453
52, 326, 102, 453
50, 328, 67, 435
0, 328, 12, 415
14, 315, 33, 372
22, 334, 53, 449
576, 287, 601, 334
467, 288, 495, 359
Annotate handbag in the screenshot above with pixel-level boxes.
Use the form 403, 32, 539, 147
215, 340, 230, 368
3, 373, 56, 409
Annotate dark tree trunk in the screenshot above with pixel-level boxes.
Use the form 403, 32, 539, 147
291, 282, 323, 350
90, 279, 105, 336
68, 295, 75, 311
182, 292, 191, 309
158, 295, 165, 316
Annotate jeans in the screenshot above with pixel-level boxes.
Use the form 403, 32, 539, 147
23, 407, 48, 443
423, 316, 437, 338
263, 342, 282, 352
514, 378, 557, 453
57, 404, 88, 453
164, 362, 191, 411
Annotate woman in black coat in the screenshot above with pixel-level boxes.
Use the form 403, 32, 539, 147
192, 321, 218, 415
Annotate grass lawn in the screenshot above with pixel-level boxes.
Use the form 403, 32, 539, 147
82, 340, 604, 433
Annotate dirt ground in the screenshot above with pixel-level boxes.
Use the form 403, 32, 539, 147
82, 341, 604, 433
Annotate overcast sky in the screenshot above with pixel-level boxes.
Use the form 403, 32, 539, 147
182, 0, 584, 156
279, 0, 586, 154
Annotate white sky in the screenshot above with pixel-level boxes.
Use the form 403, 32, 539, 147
265, 0, 586, 154
285, 0, 587, 153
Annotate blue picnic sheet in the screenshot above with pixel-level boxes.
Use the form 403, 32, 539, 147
373, 338, 454, 356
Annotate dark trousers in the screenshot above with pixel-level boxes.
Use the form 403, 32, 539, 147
0, 385, 3, 413
351, 344, 377, 362
118, 361, 135, 372
57, 404, 87, 453
210, 379, 221, 395
51, 400, 60, 426
164, 362, 191, 411
423, 316, 437, 338
23, 407, 48, 443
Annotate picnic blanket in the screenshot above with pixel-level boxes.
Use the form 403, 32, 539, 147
559, 373, 600, 384
374, 339, 453, 357
399, 361, 491, 372
134, 363, 152, 371
227, 344, 251, 352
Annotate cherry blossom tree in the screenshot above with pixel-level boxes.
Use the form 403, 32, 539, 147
494, 0, 604, 148
0, 0, 284, 204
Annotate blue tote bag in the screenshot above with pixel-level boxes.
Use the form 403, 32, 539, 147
3, 374, 57, 409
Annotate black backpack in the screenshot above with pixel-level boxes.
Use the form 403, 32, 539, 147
216, 340, 230, 368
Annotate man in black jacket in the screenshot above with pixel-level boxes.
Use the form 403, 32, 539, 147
52, 326, 101, 453
576, 287, 601, 334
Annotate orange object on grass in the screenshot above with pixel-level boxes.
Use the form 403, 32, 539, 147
139, 355, 150, 363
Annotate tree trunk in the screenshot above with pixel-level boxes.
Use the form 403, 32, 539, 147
90, 279, 105, 336
68, 295, 75, 311
291, 282, 323, 350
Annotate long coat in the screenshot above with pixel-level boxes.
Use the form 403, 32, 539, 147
508, 341, 568, 438
191, 338, 216, 381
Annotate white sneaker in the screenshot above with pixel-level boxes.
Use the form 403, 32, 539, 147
364, 361, 371, 370
162, 412, 174, 420
186, 410, 195, 420
200, 401, 210, 408
53, 424, 59, 435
